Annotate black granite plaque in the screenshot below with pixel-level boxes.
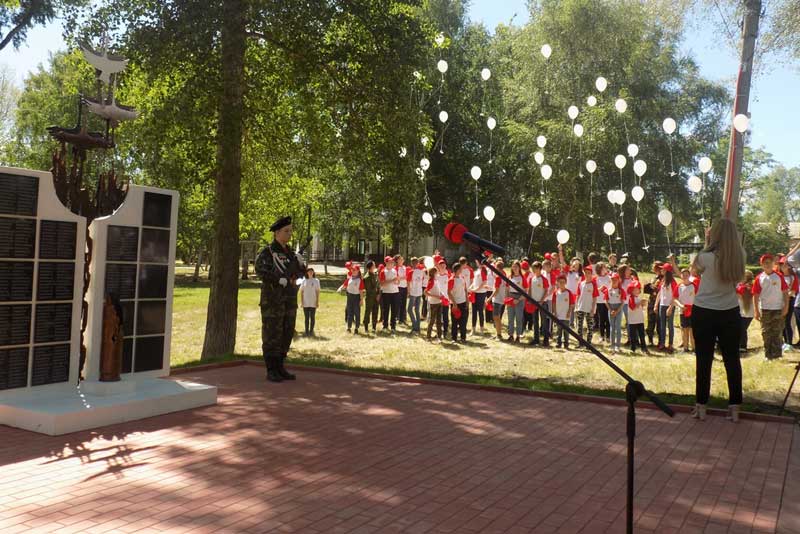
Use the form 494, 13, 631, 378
0, 217, 36, 258
122, 338, 133, 373
39, 220, 77, 260
37, 263, 75, 301
142, 192, 172, 228
136, 301, 166, 336
0, 347, 29, 390
122, 301, 135, 336
0, 173, 38, 217
34, 303, 72, 343
0, 304, 31, 346
140, 228, 170, 263
0, 261, 34, 302
105, 263, 137, 300
106, 226, 139, 262
31, 344, 70, 386
134, 336, 164, 372
138, 264, 168, 298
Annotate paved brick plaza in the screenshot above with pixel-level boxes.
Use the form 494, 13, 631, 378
1, 363, 798, 534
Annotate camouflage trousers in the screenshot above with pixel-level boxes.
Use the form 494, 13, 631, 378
261, 299, 297, 371
761, 309, 784, 360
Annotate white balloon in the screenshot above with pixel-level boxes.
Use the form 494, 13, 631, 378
658, 209, 673, 227
662, 117, 677, 135
536, 135, 547, 148
607, 190, 616, 204
603, 222, 616, 236
541, 44, 552, 59
481, 68, 491, 81
557, 229, 570, 245
688, 175, 703, 193
422, 212, 433, 225
399, 147, 407, 158
568, 105, 579, 120
627, 143, 639, 158
616, 190, 626, 205
420, 158, 430, 171
614, 154, 627, 169
438, 110, 449, 123
587, 95, 597, 107
534, 151, 545, 165
529, 212, 541, 227
487, 116, 497, 130
573, 124, 584, 137
733, 113, 750, 133
483, 205, 495, 222
615, 98, 628, 114
437, 59, 448, 74
421, 135, 429, 147
470, 166, 482, 180
415, 168, 424, 180
699, 156, 713, 174
586, 160, 597, 174
631, 185, 644, 202
435, 33, 445, 46
633, 159, 647, 177
595, 76, 608, 93
540, 164, 553, 180
424, 256, 435, 269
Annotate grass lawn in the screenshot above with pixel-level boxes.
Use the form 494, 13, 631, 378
171, 268, 800, 415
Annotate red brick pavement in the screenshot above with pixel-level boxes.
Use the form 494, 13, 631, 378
0, 364, 796, 534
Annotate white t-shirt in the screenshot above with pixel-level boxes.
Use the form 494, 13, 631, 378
693, 251, 739, 310
595, 275, 611, 304
754, 271, 787, 311
409, 267, 426, 297
554, 289, 574, 320
787, 252, 800, 307
529, 274, 549, 302
575, 279, 598, 313
508, 274, 525, 297
627, 296, 645, 324
448, 275, 467, 304
425, 273, 444, 304
492, 274, 508, 304
678, 283, 696, 306
604, 286, 626, 306
565, 271, 581, 294
658, 280, 679, 307
471, 266, 489, 293
459, 266, 473, 292
300, 278, 320, 308
380, 267, 400, 294
397, 265, 408, 288
345, 274, 364, 295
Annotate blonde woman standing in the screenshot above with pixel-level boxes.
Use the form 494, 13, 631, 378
690, 218, 746, 422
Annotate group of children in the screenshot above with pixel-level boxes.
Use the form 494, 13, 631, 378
305, 240, 800, 359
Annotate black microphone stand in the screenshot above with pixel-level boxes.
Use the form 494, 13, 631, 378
478, 249, 674, 534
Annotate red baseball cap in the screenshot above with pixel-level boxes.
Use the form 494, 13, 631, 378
778, 255, 787, 264
760, 253, 774, 264
662, 263, 674, 272
611, 273, 620, 280
384, 256, 394, 263
345, 261, 352, 268
544, 252, 552, 260
437, 258, 447, 265
583, 265, 593, 272
521, 261, 530, 270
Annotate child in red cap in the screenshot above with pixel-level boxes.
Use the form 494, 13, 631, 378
754, 253, 789, 359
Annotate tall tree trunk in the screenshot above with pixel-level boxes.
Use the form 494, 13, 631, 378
201, 0, 247, 360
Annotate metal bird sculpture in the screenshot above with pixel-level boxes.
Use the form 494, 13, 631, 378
79, 41, 129, 85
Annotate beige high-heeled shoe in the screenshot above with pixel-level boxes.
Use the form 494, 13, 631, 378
691, 404, 706, 421
726, 405, 740, 423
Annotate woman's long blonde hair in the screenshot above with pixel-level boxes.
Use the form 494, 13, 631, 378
704, 218, 746, 285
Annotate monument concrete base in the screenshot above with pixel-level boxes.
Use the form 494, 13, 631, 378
0, 378, 217, 435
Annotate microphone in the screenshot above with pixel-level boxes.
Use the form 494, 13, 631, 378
444, 222, 506, 256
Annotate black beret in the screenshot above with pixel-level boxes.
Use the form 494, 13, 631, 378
269, 216, 292, 232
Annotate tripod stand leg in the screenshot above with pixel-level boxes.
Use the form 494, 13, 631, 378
780, 362, 800, 415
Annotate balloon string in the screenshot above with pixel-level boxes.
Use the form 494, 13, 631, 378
665, 226, 672, 256
608, 235, 613, 255
619, 168, 623, 190
529, 228, 535, 256
640, 213, 648, 250
489, 221, 493, 241
481, 84, 486, 117
668, 136, 676, 176
488, 130, 493, 163
589, 172, 593, 219
437, 73, 444, 106
620, 211, 628, 253
473, 181, 479, 217
567, 120, 574, 159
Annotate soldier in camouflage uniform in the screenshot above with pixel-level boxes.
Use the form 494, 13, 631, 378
255, 216, 305, 382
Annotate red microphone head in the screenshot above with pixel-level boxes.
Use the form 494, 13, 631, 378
444, 222, 467, 244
